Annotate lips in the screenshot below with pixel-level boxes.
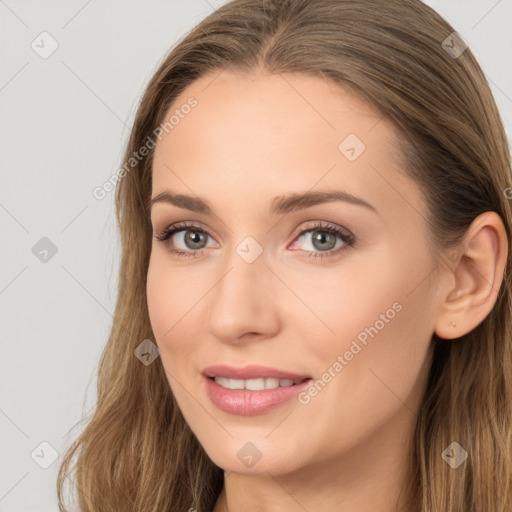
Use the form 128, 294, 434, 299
202, 364, 312, 381
203, 373, 314, 415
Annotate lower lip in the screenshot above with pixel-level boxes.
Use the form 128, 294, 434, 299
203, 375, 313, 416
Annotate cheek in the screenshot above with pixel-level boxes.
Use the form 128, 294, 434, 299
146, 263, 199, 416
146, 254, 211, 385
286, 261, 434, 462
146, 257, 191, 358
295, 241, 433, 375
146, 252, 202, 336
146, 260, 170, 341
308, 253, 435, 414
277, 256, 406, 362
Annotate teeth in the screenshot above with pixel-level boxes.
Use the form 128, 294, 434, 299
213, 377, 304, 391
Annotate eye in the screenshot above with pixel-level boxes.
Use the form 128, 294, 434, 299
153, 222, 216, 258
288, 221, 355, 260
153, 220, 355, 260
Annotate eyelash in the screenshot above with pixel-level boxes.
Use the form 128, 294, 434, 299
153, 221, 355, 261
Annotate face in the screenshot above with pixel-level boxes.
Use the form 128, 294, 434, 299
147, 70, 440, 476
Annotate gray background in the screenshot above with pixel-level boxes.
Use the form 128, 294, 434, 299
1, 1, 511, 510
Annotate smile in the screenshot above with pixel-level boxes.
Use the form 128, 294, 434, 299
212, 376, 309, 391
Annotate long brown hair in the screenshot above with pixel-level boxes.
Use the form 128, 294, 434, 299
57, 1, 512, 510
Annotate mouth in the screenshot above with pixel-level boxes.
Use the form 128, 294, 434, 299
201, 364, 314, 414
203, 373, 314, 416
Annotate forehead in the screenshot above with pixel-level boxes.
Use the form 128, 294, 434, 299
154, 70, 386, 163
151, 70, 425, 223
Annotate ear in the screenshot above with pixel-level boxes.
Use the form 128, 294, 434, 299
434, 211, 508, 340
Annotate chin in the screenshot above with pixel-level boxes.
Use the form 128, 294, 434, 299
200, 438, 305, 476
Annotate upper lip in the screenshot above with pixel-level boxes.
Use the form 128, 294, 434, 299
202, 364, 312, 381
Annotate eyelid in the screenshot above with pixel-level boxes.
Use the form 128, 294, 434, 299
289, 220, 353, 242
155, 220, 219, 242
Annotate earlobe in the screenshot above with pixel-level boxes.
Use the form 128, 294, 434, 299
434, 212, 508, 341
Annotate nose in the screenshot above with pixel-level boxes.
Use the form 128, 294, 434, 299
204, 247, 280, 344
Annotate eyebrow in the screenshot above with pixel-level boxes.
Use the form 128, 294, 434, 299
148, 189, 378, 216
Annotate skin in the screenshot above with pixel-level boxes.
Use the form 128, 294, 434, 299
146, 70, 508, 512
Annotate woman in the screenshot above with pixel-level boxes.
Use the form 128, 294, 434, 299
57, 0, 512, 510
